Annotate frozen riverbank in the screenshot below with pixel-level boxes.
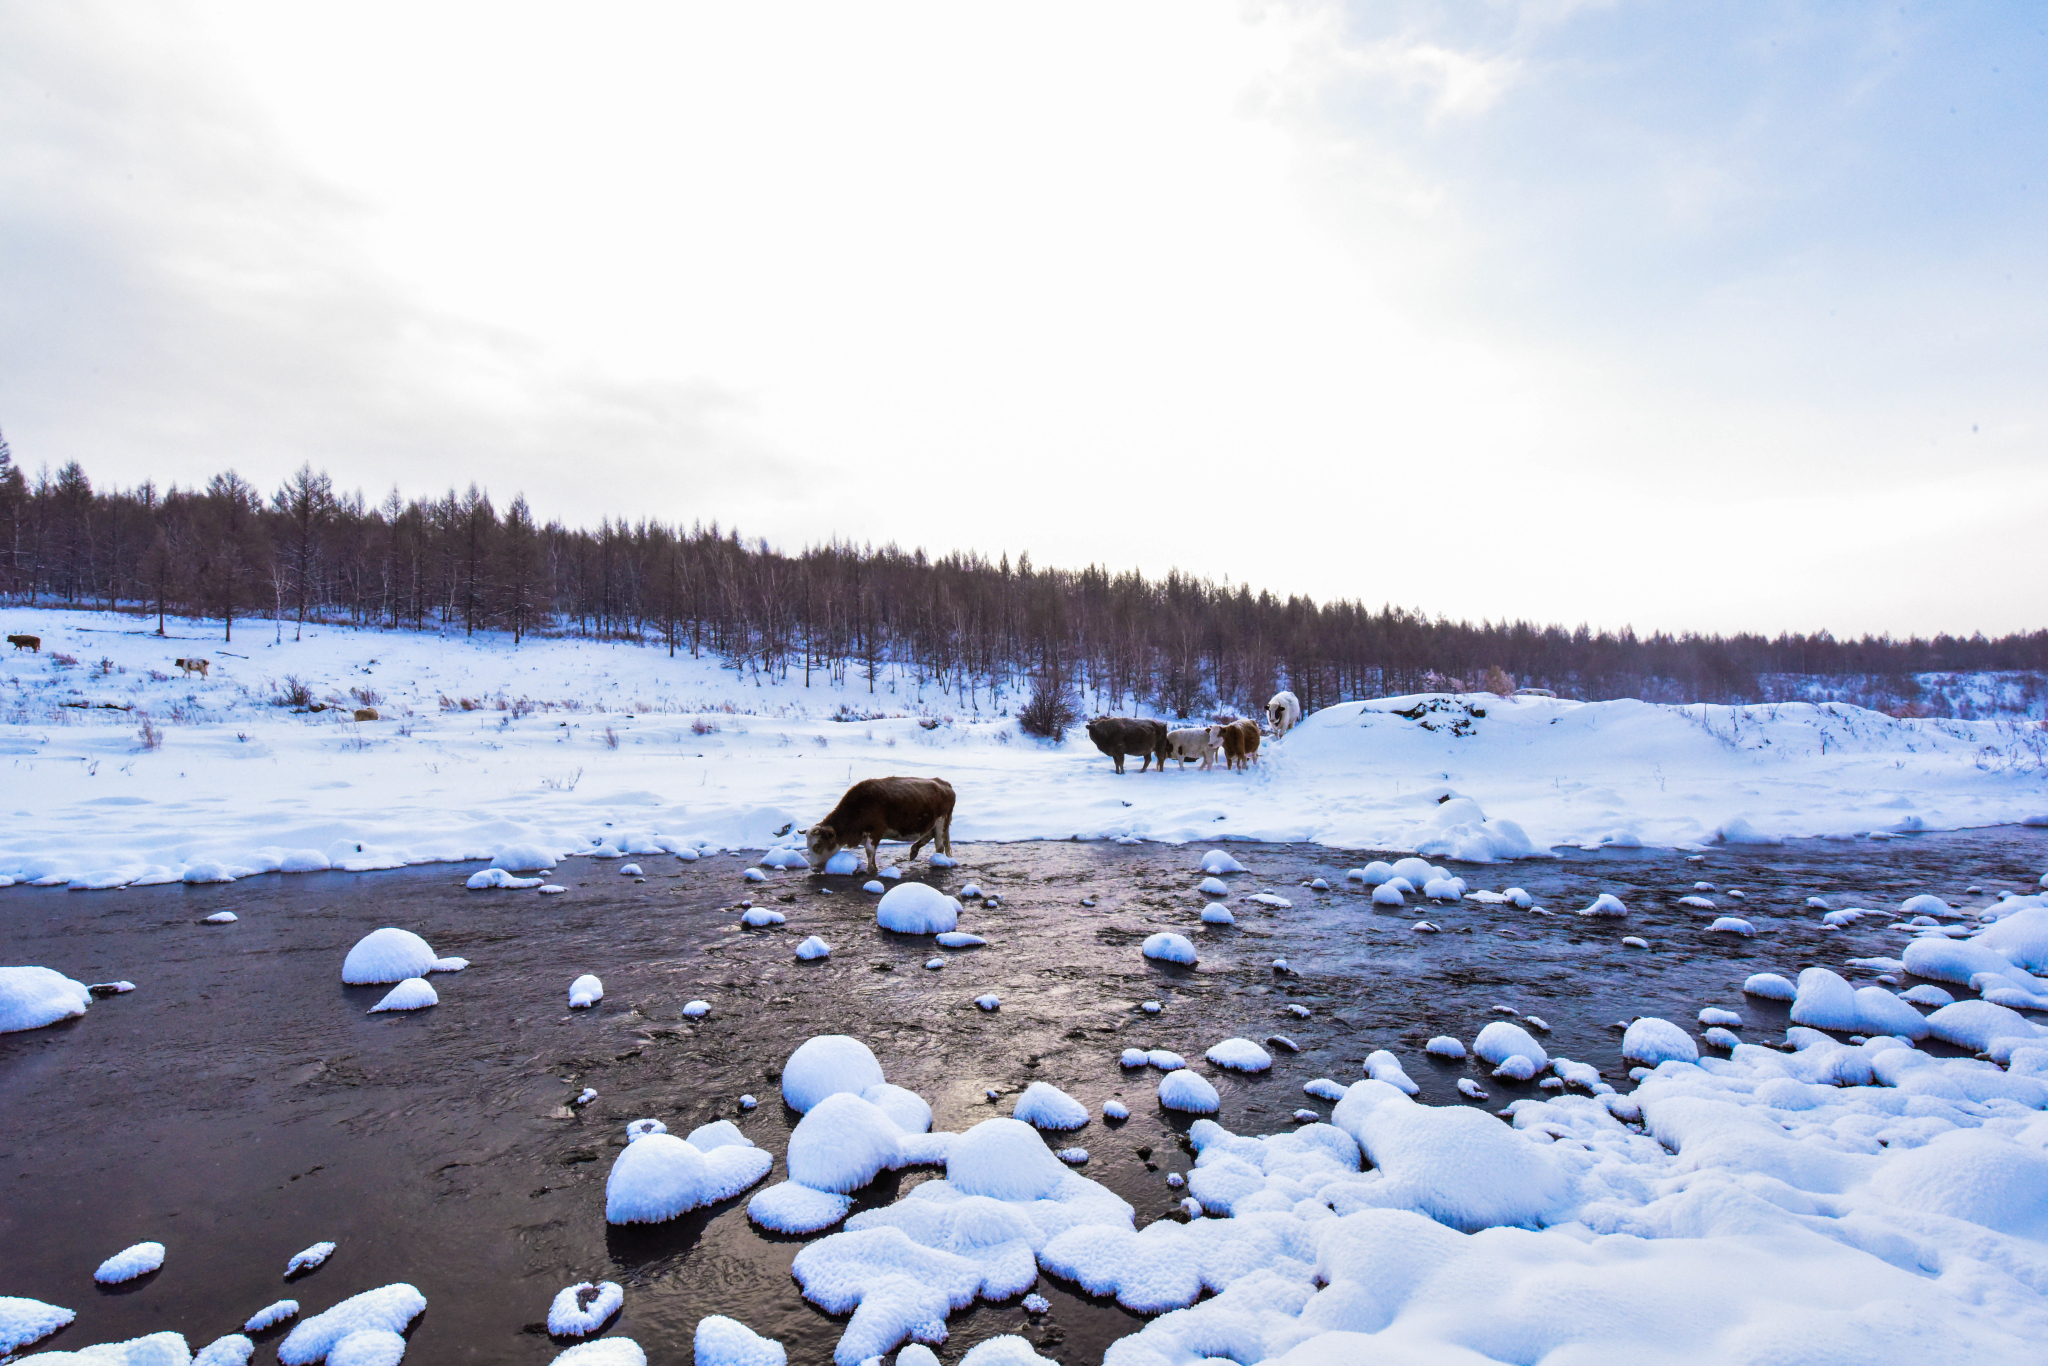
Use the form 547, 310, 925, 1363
2, 607, 2045, 889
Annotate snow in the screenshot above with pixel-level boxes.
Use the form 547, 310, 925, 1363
466, 867, 541, 889
1743, 972, 1796, 1001
1198, 876, 1229, 896
1200, 903, 1235, 925
547, 1281, 623, 1336
862, 880, 884, 894
1903, 983, 1956, 1006
196, 1334, 255, 1366
1, 1296, 75, 1354
1103, 1100, 1129, 1120
747, 1180, 855, 1234
329, 1329, 407, 1366
739, 907, 784, 926
1200, 850, 1246, 874
1579, 893, 1628, 918
782, 1035, 886, 1112
875, 883, 960, 934
795, 936, 831, 960
340, 929, 437, 985
1366, 1050, 1421, 1095
0, 965, 91, 1033
823, 850, 864, 875
682, 999, 710, 1018
203, 910, 239, 923
1697, 1007, 1743, 1028
1425, 1036, 1466, 1058
1206, 1038, 1273, 1072
1159, 1071, 1221, 1113
934, 932, 985, 948
1370, 884, 1404, 906
1620, 1017, 1699, 1065
1141, 932, 1197, 965
605, 1130, 773, 1223
693, 1316, 785, 1366
1247, 892, 1293, 908
549, 1341, 646, 1366
27, 1330, 193, 1364
743, 868, 767, 882
1472, 1021, 1549, 1070
975, 995, 1000, 1011
367, 978, 436, 1013
1014, 1082, 1090, 1130
285, 1241, 336, 1276
277, 1284, 426, 1366
568, 974, 603, 1008
618, 863, 642, 876
94, 1240, 165, 1284
5, 612, 2048, 887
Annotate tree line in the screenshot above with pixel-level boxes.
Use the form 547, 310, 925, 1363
1, 442, 2042, 719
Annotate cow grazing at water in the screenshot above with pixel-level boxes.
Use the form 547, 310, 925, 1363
1268, 690, 1301, 738
1165, 725, 1224, 770
1221, 718, 1261, 771
175, 658, 210, 679
1086, 716, 1169, 774
6, 634, 38, 653
805, 775, 956, 875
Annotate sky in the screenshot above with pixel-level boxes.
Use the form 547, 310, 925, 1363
1, 1, 2042, 639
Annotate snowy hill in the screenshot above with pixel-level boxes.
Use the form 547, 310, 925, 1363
1, 607, 2044, 887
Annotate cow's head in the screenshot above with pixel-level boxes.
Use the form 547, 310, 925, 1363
804, 824, 840, 868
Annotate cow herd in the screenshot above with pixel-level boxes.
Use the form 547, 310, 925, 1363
1084, 689, 1301, 775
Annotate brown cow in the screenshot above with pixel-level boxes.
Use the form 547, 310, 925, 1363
6, 634, 38, 652
175, 658, 210, 678
1086, 716, 1169, 774
1221, 718, 1262, 771
805, 776, 956, 875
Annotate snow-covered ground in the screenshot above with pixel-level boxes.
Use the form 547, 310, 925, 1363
2, 607, 2045, 888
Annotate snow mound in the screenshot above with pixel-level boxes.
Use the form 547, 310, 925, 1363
277, 1284, 426, 1366
1371, 884, 1404, 906
1103, 1100, 1129, 1120
1200, 903, 1235, 925
1142, 932, 1197, 965
694, 1316, 786, 1366
368, 978, 437, 1013
787, 1093, 908, 1192
467, 868, 542, 889
761, 848, 808, 869
491, 843, 559, 872
1425, 1036, 1466, 1058
94, 1240, 165, 1284
740, 908, 784, 926
823, 850, 864, 875
203, 910, 238, 924
329, 1328, 407, 1366
550, 1340, 646, 1366
1579, 893, 1628, 918
935, 932, 985, 948
1367, 1050, 1421, 1094
1621, 1017, 1699, 1065
1159, 1071, 1221, 1113
795, 936, 831, 960
0, 966, 91, 1033
285, 1241, 336, 1276
548, 1281, 623, 1337
1707, 916, 1755, 936
341, 928, 437, 984
604, 1131, 774, 1223
783, 1035, 887, 1112
1207, 1038, 1273, 1072
1331, 1080, 1568, 1231
195, 1333, 255, 1366
1789, 967, 1858, 1031
0, 1296, 76, 1354
876, 883, 961, 935
568, 974, 603, 1008
1472, 1021, 1549, 1070
1743, 972, 1796, 1001
975, 995, 1000, 1011
863, 880, 885, 894
244, 1300, 298, 1332
1015, 1082, 1090, 1130
1200, 850, 1246, 874
1198, 876, 1229, 896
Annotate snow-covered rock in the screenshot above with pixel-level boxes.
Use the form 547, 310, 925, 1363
244, 1301, 298, 1333
277, 1284, 426, 1366
693, 1316, 785, 1366
1159, 1071, 1220, 1113
876, 883, 961, 934
0, 1296, 76, 1354
94, 1240, 165, 1284
795, 936, 831, 960
368, 978, 437, 1013
568, 974, 603, 1008
1141, 932, 1197, 965
548, 1282, 623, 1337
783, 1035, 887, 1112
467, 867, 542, 889
1206, 1038, 1273, 1072
1473, 1021, 1549, 1071
341, 928, 437, 984
1621, 1017, 1699, 1066
605, 1130, 773, 1223
1014, 1082, 1089, 1130
1199, 850, 1246, 875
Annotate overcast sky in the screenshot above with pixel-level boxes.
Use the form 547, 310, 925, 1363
2, 2, 2041, 638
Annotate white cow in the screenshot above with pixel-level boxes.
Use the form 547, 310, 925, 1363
1165, 725, 1224, 770
1267, 691, 1301, 738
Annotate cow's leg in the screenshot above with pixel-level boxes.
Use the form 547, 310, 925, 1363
938, 812, 952, 856
1113, 753, 1125, 774
864, 836, 880, 875
908, 831, 930, 862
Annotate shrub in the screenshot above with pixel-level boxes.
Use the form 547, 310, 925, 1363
137, 715, 162, 750
1018, 675, 1076, 739
275, 675, 314, 708
350, 685, 381, 707
1483, 665, 1516, 697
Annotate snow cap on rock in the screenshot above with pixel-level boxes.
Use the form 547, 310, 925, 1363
341, 928, 437, 984
782, 1035, 887, 1113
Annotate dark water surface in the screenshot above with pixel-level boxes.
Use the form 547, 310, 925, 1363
4, 828, 2045, 1364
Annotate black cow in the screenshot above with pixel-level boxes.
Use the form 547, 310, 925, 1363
1086, 716, 1169, 774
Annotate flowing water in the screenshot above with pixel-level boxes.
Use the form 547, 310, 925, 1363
4, 827, 2045, 1363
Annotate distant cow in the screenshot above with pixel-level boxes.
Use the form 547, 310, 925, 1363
175, 658, 210, 679
806, 775, 955, 875
1165, 725, 1223, 770
6, 634, 37, 653
1086, 716, 1169, 774
1268, 690, 1301, 738
352, 707, 379, 722
1221, 718, 1261, 771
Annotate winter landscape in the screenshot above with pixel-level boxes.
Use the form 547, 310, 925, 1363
6, 4, 2048, 1366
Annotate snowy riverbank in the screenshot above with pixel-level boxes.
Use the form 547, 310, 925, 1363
2, 607, 2045, 889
